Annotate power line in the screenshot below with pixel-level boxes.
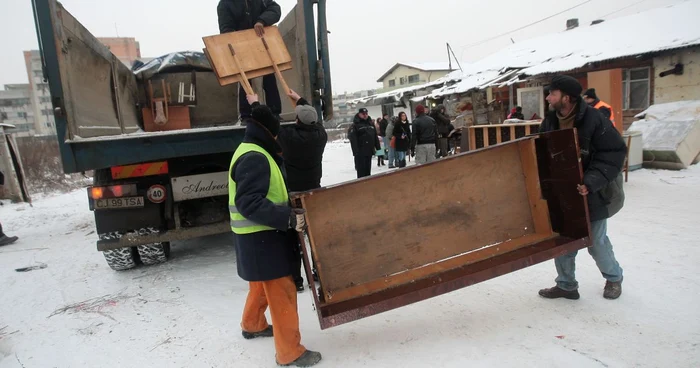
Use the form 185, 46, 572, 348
460, 0, 593, 52
599, 0, 648, 18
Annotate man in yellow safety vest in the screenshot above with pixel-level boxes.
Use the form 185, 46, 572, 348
228, 93, 322, 367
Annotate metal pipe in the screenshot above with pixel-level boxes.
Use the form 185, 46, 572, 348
316, 0, 333, 121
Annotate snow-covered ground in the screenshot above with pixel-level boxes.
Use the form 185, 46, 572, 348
1, 143, 698, 368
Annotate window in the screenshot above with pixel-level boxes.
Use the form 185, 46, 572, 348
388, 79, 396, 87
17, 112, 28, 119
408, 74, 420, 83
399, 77, 406, 85
622, 67, 650, 110
517, 86, 545, 120
40, 96, 51, 103
34, 70, 43, 78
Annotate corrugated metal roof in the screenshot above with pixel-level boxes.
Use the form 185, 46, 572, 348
428, 1, 700, 97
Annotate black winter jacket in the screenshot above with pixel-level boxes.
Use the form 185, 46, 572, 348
379, 119, 389, 137
349, 114, 381, 157
230, 120, 296, 281
278, 98, 328, 192
393, 121, 411, 152
411, 113, 437, 151
217, 0, 282, 33
431, 106, 451, 137
540, 103, 627, 222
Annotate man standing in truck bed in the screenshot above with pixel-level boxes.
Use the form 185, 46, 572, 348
217, 0, 283, 120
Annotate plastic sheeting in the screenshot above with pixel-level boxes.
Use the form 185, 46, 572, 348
132, 51, 213, 79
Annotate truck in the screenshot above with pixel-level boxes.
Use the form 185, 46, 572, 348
31, 0, 332, 270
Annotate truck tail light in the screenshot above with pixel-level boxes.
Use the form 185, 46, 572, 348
89, 184, 137, 199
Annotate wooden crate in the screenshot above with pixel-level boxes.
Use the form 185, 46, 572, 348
292, 129, 590, 329
468, 122, 542, 151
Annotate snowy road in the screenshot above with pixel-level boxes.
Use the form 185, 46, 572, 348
1, 143, 699, 368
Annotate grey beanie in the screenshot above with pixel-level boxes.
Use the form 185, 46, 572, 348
295, 105, 318, 125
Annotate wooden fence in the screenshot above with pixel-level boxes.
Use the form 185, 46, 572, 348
468, 122, 542, 151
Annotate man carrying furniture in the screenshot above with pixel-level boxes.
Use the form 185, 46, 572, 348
538, 75, 627, 301
229, 94, 322, 367
277, 90, 327, 292
217, 0, 283, 120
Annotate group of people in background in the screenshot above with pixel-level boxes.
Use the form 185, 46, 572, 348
348, 104, 455, 178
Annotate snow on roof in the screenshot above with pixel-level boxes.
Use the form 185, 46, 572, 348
634, 100, 700, 122
429, 1, 700, 98
347, 79, 445, 106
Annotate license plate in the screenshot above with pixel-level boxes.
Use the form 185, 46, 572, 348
95, 197, 145, 210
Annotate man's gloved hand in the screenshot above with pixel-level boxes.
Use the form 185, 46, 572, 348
411, 150, 415, 158
289, 208, 307, 232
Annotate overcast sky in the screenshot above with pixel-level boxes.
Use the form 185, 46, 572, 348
0, 0, 682, 94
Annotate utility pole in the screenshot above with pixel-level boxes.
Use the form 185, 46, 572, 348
446, 43, 463, 71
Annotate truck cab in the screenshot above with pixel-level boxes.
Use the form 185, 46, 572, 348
31, 0, 332, 270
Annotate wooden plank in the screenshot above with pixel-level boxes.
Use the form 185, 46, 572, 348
469, 127, 476, 151
526, 125, 532, 135
203, 26, 293, 79
300, 141, 537, 302
324, 233, 552, 304
483, 127, 489, 147
518, 139, 553, 236
496, 126, 502, 144
510, 126, 516, 142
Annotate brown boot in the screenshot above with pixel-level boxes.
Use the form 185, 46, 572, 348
604, 281, 622, 299
538, 286, 580, 300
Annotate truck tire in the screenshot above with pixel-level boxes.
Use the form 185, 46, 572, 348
103, 247, 137, 271
137, 243, 171, 266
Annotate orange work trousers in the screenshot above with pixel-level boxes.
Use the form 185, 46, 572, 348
241, 275, 306, 365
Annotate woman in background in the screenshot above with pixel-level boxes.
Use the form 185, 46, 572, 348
393, 112, 411, 168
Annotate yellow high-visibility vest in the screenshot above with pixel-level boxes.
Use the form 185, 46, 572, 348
228, 143, 289, 234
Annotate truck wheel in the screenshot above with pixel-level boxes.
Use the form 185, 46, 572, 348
103, 247, 137, 271
137, 243, 171, 266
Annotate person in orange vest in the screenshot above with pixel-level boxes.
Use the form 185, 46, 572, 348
583, 88, 616, 127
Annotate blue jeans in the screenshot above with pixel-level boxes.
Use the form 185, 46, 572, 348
384, 136, 395, 167
555, 219, 623, 291
395, 151, 406, 166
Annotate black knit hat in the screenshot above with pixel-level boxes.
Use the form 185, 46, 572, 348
583, 88, 598, 100
251, 104, 280, 136
549, 75, 583, 99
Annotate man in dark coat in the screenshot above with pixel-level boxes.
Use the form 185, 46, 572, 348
277, 90, 327, 291
348, 108, 381, 178
538, 75, 627, 301
411, 105, 437, 165
217, 0, 283, 119
431, 104, 451, 157
229, 94, 322, 367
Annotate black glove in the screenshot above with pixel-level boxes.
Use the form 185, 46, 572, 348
411, 150, 415, 158
289, 208, 307, 232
